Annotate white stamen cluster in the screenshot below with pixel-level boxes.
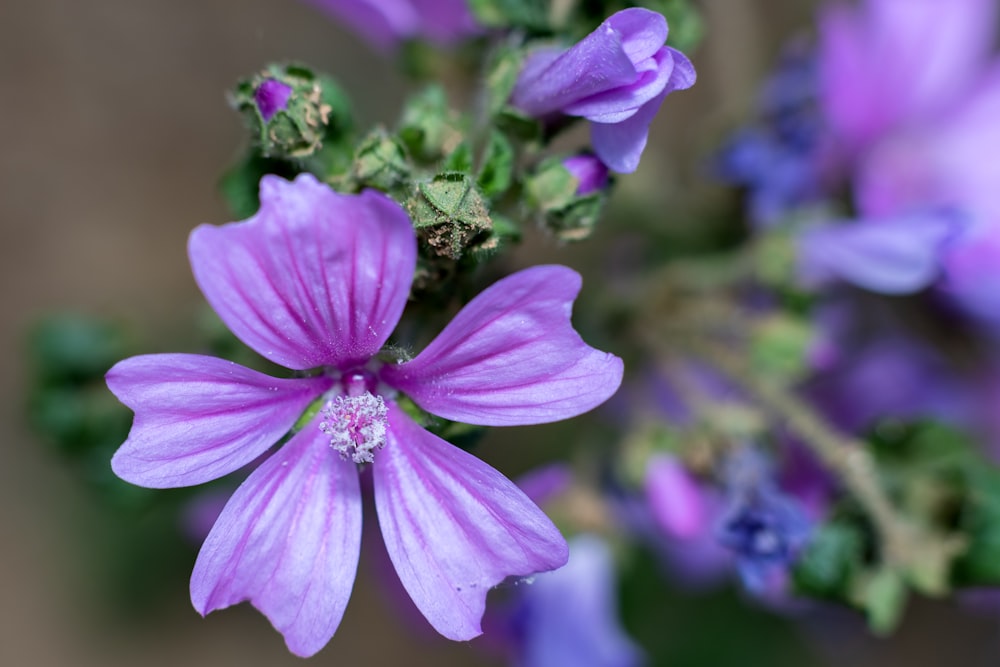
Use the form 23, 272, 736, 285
318, 392, 388, 464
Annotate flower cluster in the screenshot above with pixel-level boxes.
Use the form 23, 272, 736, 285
28, 0, 1000, 663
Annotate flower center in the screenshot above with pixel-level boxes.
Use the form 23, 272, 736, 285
318, 392, 388, 464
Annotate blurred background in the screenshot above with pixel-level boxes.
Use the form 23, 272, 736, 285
3, 0, 999, 665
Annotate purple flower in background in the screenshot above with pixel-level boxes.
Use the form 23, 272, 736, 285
563, 154, 610, 195
817, 0, 997, 165
510, 8, 696, 173
716, 449, 813, 594
107, 173, 623, 657
252, 79, 293, 122
714, 43, 824, 227
511, 535, 645, 667
795, 210, 960, 295
643, 454, 732, 587
816, 0, 1000, 324
303, 0, 480, 51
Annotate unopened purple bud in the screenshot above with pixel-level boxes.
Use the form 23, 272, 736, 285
563, 154, 609, 195
254, 79, 294, 122
510, 8, 695, 173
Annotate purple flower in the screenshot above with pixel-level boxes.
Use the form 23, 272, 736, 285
795, 210, 960, 295
820, 0, 1000, 323
818, 0, 997, 164
645, 454, 710, 540
510, 8, 695, 173
512, 535, 645, 667
252, 79, 293, 122
641, 454, 732, 587
107, 173, 623, 657
563, 154, 610, 195
716, 449, 813, 595
713, 44, 824, 227
303, 0, 480, 52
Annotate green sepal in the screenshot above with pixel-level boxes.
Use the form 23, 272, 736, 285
292, 393, 328, 434
407, 172, 493, 259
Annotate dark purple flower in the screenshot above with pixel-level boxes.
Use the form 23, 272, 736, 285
713, 44, 824, 227
510, 8, 695, 173
563, 154, 610, 195
252, 79, 293, 122
716, 450, 813, 594
303, 0, 480, 51
107, 173, 623, 657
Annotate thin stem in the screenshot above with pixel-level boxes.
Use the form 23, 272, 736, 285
682, 335, 963, 585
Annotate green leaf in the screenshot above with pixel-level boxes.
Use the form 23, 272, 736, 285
398, 85, 463, 163
953, 465, 1000, 586
855, 568, 907, 635
748, 314, 812, 384
477, 130, 514, 198
495, 106, 543, 143
29, 314, 129, 385
442, 142, 474, 174
219, 152, 294, 219
793, 520, 864, 598
467, 0, 549, 31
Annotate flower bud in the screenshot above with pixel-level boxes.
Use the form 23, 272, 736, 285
232, 64, 351, 160
407, 172, 492, 259
351, 128, 412, 192
525, 155, 610, 241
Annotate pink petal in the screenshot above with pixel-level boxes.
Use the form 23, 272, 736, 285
108, 353, 330, 488
373, 404, 568, 640
564, 47, 674, 123
190, 421, 362, 658
644, 454, 709, 540
818, 0, 995, 156
590, 48, 694, 173
189, 174, 416, 371
605, 7, 669, 62
381, 265, 623, 426
510, 18, 641, 117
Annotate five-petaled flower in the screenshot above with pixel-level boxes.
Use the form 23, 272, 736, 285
510, 8, 696, 174
107, 173, 623, 657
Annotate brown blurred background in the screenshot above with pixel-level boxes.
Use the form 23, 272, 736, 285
3, 1, 998, 665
